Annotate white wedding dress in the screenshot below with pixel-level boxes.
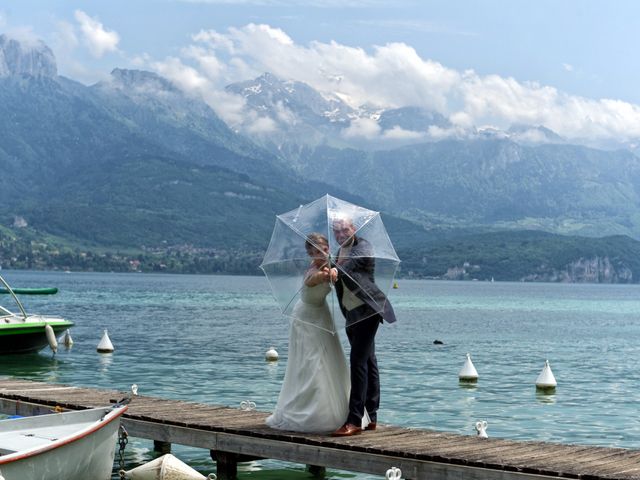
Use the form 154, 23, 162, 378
266, 282, 350, 433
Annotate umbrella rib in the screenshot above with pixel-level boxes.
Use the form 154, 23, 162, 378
282, 278, 307, 314
280, 219, 312, 244
334, 263, 394, 311
259, 257, 313, 268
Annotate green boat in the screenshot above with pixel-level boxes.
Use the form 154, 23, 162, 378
0, 287, 58, 295
0, 275, 73, 355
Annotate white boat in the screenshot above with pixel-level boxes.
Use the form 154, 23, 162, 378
0, 274, 74, 354
0, 405, 127, 480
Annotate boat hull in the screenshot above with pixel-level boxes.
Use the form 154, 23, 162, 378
0, 406, 126, 480
0, 288, 58, 295
0, 321, 74, 354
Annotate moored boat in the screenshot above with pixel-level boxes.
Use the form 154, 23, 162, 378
0, 287, 58, 295
0, 274, 73, 355
0, 405, 128, 480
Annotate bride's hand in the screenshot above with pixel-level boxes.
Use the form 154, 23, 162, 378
305, 266, 329, 286
319, 266, 331, 283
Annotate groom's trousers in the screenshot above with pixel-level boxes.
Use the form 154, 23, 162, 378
345, 308, 381, 426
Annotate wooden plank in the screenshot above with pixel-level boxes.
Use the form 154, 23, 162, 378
123, 420, 569, 480
539, 446, 632, 475
572, 450, 640, 476
4, 379, 640, 480
477, 444, 596, 474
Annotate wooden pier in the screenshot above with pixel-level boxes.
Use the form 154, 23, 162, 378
1, 377, 640, 480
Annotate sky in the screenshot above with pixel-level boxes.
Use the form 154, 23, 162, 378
2, 0, 640, 145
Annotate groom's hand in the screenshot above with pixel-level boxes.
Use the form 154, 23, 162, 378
329, 267, 338, 284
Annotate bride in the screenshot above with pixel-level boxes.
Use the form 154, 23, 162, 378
266, 233, 351, 433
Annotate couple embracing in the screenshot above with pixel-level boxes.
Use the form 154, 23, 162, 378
266, 217, 396, 437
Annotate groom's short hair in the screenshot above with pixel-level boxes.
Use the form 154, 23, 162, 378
332, 216, 354, 229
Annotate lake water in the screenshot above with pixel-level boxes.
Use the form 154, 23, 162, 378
2, 270, 640, 479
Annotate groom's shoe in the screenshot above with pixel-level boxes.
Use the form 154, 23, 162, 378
331, 423, 362, 437
364, 422, 377, 431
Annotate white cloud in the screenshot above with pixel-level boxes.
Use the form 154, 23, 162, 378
53, 20, 79, 50
143, 23, 640, 144
427, 125, 465, 140
151, 56, 208, 91
382, 126, 424, 140
246, 114, 278, 133
510, 128, 554, 144
0, 10, 6, 29
2, 26, 43, 48
342, 118, 381, 139
563, 63, 574, 72
74, 10, 120, 58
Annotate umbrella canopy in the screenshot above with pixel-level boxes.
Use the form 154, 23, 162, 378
260, 194, 400, 333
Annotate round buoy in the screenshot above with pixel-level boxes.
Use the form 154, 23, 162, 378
265, 347, 278, 361
97, 329, 114, 353
122, 453, 213, 479
62, 329, 74, 348
536, 359, 557, 393
44, 324, 58, 354
458, 353, 478, 383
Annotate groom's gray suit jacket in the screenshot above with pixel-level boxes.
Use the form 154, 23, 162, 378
334, 237, 397, 325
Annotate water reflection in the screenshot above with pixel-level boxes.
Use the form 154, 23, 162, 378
99, 353, 114, 373
1, 353, 61, 378
458, 382, 478, 390
264, 360, 281, 379
536, 390, 557, 404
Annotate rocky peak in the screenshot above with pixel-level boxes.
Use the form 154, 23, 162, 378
0, 34, 57, 78
108, 68, 177, 93
226, 72, 354, 122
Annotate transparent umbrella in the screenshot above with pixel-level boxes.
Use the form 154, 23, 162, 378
260, 194, 400, 333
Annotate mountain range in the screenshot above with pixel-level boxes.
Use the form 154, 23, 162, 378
3, 33, 640, 281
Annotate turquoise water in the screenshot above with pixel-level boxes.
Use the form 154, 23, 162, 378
2, 270, 640, 478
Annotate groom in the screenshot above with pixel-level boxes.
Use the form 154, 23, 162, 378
330, 217, 396, 437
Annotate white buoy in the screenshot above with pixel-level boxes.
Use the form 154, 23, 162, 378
62, 329, 74, 348
385, 467, 402, 480
458, 353, 478, 383
44, 324, 58, 354
121, 453, 215, 480
265, 347, 278, 361
240, 400, 256, 411
536, 359, 557, 392
475, 420, 488, 438
97, 329, 114, 353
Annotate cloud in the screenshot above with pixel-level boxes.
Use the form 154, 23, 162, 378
342, 118, 381, 139
563, 63, 574, 72
74, 10, 120, 58
427, 125, 465, 140
2, 26, 43, 48
144, 23, 640, 144
0, 10, 6, 29
382, 126, 424, 140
